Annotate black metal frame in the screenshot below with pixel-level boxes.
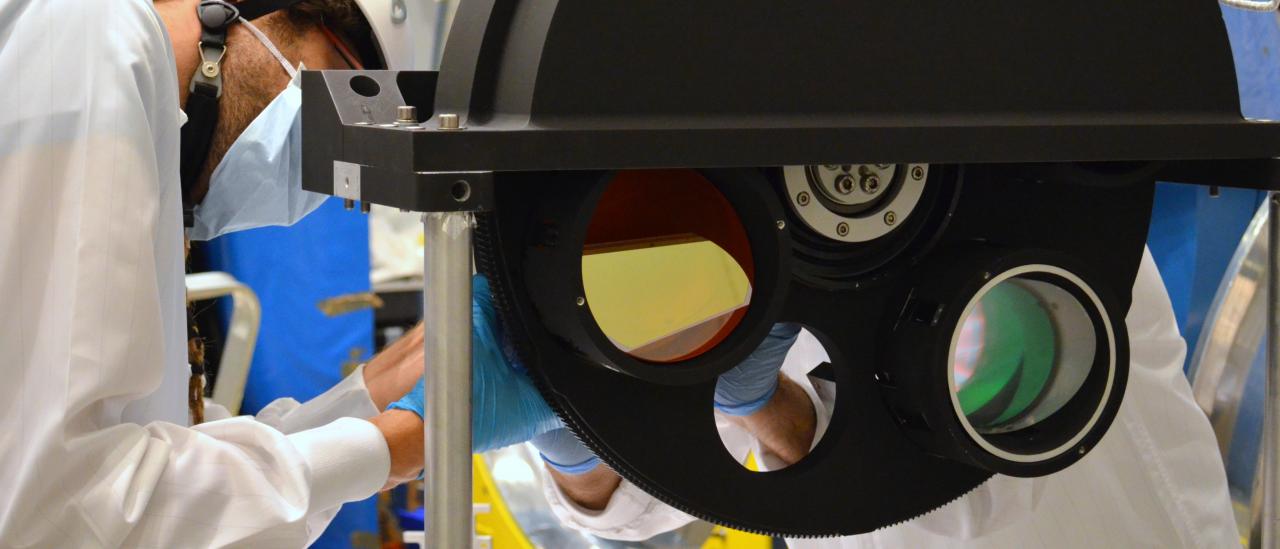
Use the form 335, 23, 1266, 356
298, 1, 1280, 537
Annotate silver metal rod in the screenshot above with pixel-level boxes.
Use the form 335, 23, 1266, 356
1265, 192, 1280, 549
423, 212, 474, 549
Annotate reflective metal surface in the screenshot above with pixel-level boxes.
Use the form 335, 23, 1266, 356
1265, 193, 1280, 549
423, 212, 475, 549
1190, 199, 1271, 545
483, 444, 714, 548
1191, 201, 1269, 456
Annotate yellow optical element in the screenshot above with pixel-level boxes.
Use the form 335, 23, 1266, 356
583, 235, 752, 362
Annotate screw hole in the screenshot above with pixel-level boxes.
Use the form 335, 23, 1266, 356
451, 181, 471, 202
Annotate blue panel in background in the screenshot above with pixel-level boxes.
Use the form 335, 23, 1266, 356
1148, 183, 1264, 369
205, 198, 377, 549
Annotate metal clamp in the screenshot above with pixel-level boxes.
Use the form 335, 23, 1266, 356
1221, 0, 1279, 11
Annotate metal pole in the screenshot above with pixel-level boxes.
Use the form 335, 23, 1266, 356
423, 211, 474, 549
1265, 192, 1280, 549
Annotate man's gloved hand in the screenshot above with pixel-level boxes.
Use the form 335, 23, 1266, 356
389, 276, 564, 452
531, 428, 600, 475
713, 323, 802, 416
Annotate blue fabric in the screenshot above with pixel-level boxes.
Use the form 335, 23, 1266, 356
204, 198, 377, 549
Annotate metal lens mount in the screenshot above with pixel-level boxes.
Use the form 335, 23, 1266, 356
881, 248, 1128, 477
520, 169, 791, 385
783, 164, 928, 243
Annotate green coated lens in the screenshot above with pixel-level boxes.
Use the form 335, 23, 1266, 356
951, 277, 1097, 434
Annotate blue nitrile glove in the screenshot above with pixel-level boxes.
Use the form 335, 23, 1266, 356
713, 323, 803, 416
531, 428, 601, 475
389, 276, 564, 452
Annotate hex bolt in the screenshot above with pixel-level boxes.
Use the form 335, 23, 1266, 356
911, 166, 925, 180
884, 211, 897, 226
835, 174, 856, 194
796, 192, 811, 206
837, 222, 850, 236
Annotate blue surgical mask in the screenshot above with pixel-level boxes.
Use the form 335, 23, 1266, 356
189, 20, 327, 241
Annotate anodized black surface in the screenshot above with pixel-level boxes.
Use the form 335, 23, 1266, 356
472, 166, 1154, 536
399, 0, 1280, 175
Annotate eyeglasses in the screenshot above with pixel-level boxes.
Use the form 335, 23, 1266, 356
320, 25, 363, 70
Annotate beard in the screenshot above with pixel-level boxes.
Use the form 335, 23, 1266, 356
192, 21, 295, 202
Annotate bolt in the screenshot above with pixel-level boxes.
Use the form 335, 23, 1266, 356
360, 201, 371, 214
796, 192, 811, 206
837, 222, 850, 236
396, 105, 418, 125
861, 174, 881, 194
835, 174, 856, 194
576, 296, 586, 307
911, 166, 925, 180
438, 113, 461, 131
884, 211, 897, 225
343, 199, 355, 211
776, 220, 787, 230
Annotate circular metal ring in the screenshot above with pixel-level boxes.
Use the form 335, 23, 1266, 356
946, 264, 1117, 463
783, 164, 928, 243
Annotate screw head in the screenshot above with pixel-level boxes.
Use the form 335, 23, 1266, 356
883, 211, 897, 225
911, 166, 925, 180
576, 297, 586, 307
776, 220, 787, 230
396, 105, 418, 124
438, 113, 461, 130
796, 192, 811, 206
836, 222, 850, 236
835, 174, 856, 194
861, 175, 881, 194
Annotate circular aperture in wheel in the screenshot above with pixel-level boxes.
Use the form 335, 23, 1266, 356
948, 267, 1115, 464
714, 324, 836, 472
581, 170, 754, 363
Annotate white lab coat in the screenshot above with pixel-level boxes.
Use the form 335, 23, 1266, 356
0, 0, 389, 546
542, 251, 1241, 548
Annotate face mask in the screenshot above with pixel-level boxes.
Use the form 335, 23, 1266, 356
189, 20, 327, 241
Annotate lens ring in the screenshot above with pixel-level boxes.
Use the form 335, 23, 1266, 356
946, 265, 1116, 463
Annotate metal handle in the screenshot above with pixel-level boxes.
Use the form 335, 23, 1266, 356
1222, 0, 1280, 12
185, 271, 261, 415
